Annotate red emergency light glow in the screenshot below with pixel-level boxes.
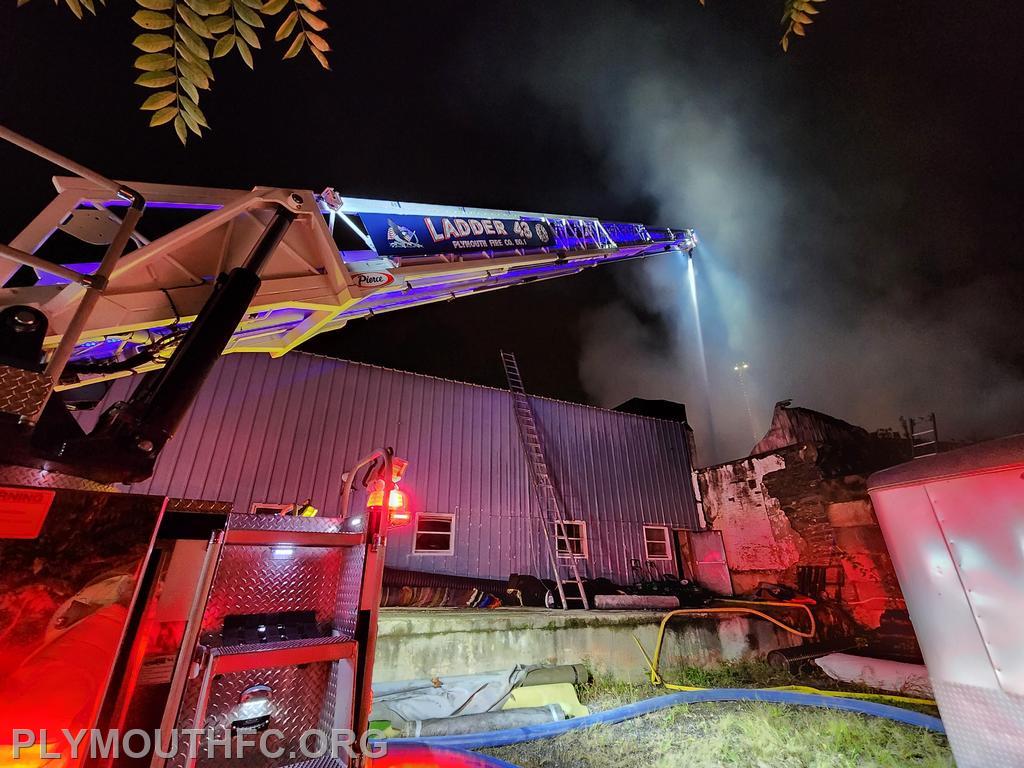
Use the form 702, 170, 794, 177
387, 488, 412, 526
365, 464, 412, 527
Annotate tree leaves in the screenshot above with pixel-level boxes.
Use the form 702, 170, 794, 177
212, 33, 236, 57
177, 22, 211, 59
141, 91, 177, 110
206, 14, 233, 33
310, 45, 328, 70
178, 4, 213, 37
779, 0, 826, 51
133, 33, 174, 52
236, 37, 254, 67
133, 10, 173, 29
283, 30, 304, 58
135, 70, 177, 87
693, 1, 826, 52
181, 96, 210, 127
130, 0, 215, 143
235, 19, 260, 47
135, 52, 176, 70
178, 76, 200, 102
150, 106, 178, 125
305, 30, 328, 52
178, 59, 211, 88
180, 110, 201, 135
261, 0, 288, 14
298, 9, 326, 31
275, 9, 297, 40
233, 0, 263, 28
277, 0, 329, 69
22, 0, 106, 19
186, 0, 229, 14
19, 0, 333, 144
174, 115, 188, 143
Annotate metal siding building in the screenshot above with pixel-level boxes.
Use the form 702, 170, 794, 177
77, 352, 700, 583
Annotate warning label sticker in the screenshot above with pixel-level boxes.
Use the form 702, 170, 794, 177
0, 486, 55, 539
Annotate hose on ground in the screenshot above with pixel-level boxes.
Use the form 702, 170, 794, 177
381, 688, 945, 752
644, 604, 816, 690
636, 603, 936, 708
368, 743, 520, 767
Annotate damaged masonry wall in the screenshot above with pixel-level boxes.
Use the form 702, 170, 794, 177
696, 440, 905, 630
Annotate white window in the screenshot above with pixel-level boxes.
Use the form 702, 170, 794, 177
413, 514, 454, 554
643, 525, 673, 561
553, 521, 588, 559
250, 502, 291, 515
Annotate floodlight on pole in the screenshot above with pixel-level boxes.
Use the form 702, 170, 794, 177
733, 361, 759, 444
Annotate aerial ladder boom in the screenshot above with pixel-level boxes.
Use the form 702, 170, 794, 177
0, 124, 696, 485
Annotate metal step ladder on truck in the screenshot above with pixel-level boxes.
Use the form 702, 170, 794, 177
0, 124, 696, 768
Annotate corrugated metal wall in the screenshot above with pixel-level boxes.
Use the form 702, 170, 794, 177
77, 352, 699, 583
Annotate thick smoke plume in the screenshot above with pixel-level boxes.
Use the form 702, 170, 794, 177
516, 4, 1024, 464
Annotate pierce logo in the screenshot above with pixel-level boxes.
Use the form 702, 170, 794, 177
354, 272, 394, 288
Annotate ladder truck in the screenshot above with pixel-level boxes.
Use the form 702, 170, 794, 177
0, 124, 696, 768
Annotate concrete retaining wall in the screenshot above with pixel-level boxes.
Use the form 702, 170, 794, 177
374, 608, 801, 683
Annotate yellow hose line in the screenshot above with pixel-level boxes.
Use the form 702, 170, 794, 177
648, 604, 816, 685
717, 599, 818, 631
768, 685, 937, 708
659, 682, 936, 708
636, 604, 937, 709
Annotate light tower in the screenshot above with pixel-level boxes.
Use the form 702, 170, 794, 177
733, 361, 760, 444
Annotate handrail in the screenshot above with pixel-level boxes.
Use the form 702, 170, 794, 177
0, 124, 123, 195
0, 123, 147, 394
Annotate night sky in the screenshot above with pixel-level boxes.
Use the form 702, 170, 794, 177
2, 1, 1022, 463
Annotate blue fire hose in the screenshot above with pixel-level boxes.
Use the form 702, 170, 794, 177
382, 688, 944, 756
375, 743, 521, 767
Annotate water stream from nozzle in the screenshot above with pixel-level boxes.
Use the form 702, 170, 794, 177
687, 251, 716, 462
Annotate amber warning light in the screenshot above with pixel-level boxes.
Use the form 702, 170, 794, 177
366, 456, 411, 527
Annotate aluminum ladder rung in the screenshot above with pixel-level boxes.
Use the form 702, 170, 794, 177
501, 349, 589, 610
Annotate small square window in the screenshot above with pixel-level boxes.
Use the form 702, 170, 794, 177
643, 525, 672, 561
553, 521, 588, 559
414, 514, 454, 554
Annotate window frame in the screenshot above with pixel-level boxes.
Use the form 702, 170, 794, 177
643, 524, 673, 561
250, 502, 292, 515
412, 513, 455, 555
553, 520, 589, 560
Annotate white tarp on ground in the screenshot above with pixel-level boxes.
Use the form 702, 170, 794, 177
371, 667, 529, 724
815, 653, 934, 698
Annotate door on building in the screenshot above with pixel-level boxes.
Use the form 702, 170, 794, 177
676, 529, 733, 596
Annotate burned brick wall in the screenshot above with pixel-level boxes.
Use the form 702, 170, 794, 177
696, 443, 905, 629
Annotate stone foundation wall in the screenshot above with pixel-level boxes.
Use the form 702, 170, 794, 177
696, 443, 904, 628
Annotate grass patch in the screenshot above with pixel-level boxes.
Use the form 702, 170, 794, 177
486, 702, 953, 768
669, 659, 811, 689
586, 659, 891, 699
484, 662, 953, 768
